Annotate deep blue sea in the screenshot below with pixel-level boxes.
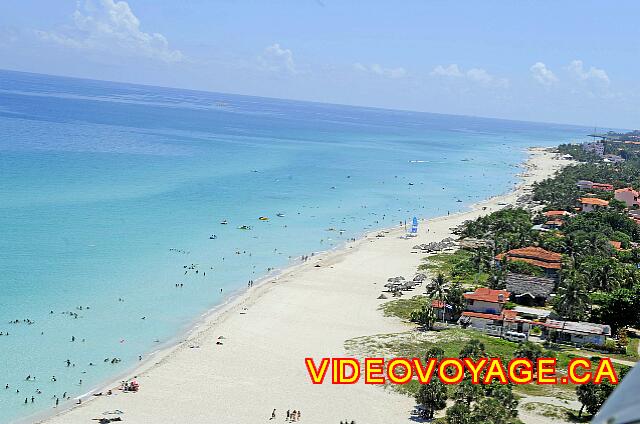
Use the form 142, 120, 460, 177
0, 70, 587, 423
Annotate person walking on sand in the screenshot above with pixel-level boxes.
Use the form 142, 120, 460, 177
297, 410, 301, 421
270, 409, 276, 420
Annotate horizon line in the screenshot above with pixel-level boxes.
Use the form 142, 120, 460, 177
0, 67, 624, 132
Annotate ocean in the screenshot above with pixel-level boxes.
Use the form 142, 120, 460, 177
0, 69, 585, 423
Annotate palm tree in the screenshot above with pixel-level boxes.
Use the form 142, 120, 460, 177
426, 273, 448, 322
554, 270, 591, 321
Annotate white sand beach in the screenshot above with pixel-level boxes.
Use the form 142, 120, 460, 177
41, 147, 571, 424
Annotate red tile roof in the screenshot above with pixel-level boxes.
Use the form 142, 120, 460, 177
463, 287, 510, 303
462, 309, 518, 321
591, 183, 614, 191
545, 220, 564, 226
615, 187, 638, 195
580, 197, 609, 206
462, 311, 502, 320
544, 210, 570, 217
610, 240, 623, 251
431, 299, 445, 309
502, 309, 518, 320
495, 246, 562, 270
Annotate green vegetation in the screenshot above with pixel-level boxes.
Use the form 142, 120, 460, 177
419, 250, 490, 285
457, 208, 533, 252
522, 402, 586, 423
345, 328, 580, 400
379, 296, 427, 321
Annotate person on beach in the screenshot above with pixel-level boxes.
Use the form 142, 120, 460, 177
286, 410, 290, 420
270, 409, 276, 420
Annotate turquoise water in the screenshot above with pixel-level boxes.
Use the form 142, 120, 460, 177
0, 70, 586, 423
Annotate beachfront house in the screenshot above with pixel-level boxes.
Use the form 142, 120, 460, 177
495, 246, 562, 279
505, 273, 556, 306
614, 187, 639, 209
459, 309, 533, 339
542, 319, 611, 347
580, 197, 609, 213
463, 287, 510, 315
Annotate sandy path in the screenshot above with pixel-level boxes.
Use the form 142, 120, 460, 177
39, 147, 570, 424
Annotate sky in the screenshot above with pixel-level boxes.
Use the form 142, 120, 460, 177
0, 0, 639, 129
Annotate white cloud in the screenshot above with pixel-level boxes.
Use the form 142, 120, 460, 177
430, 64, 463, 78
431, 64, 508, 88
35, 0, 183, 63
530, 62, 558, 86
567, 60, 610, 86
353, 62, 407, 79
259, 43, 297, 75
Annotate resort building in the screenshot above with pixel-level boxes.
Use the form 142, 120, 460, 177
542, 319, 611, 346
463, 287, 510, 315
614, 187, 639, 208
505, 273, 556, 306
580, 197, 609, 212
603, 154, 625, 164
575, 180, 614, 191
582, 142, 605, 157
576, 180, 594, 190
495, 246, 562, 278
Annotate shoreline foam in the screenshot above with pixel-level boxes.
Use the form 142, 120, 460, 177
36, 146, 571, 424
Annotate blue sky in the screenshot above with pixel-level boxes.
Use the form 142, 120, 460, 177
1, 0, 639, 128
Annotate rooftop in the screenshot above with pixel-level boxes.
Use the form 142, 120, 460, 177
544, 210, 570, 217
580, 197, 610, 206
495, 246, 562, 270
544, 319, 611, 336
463, 287, 510, 303
505, 273, 556, 299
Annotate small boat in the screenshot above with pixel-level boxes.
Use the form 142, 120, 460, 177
238, 225, 252, 230
220, 220, 228, 225
276, 213, 285, 217
209, 235, 217, 240
258, 216, 269, 221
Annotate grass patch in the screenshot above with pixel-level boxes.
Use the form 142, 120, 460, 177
418, 250, 489, 285
626, 337, 639, 359
522, 402, 588, 422
379, 296, 427, 321
345, 328, 578, 398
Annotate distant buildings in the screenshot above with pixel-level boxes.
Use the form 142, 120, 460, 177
614, 187, 639, 208
580, 197, 609, 212
603, 154, 625, 164
582, 141, 605, 157
576, 180, 614, 191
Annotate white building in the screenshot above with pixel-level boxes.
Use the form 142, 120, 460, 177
582, 142, 605, 157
